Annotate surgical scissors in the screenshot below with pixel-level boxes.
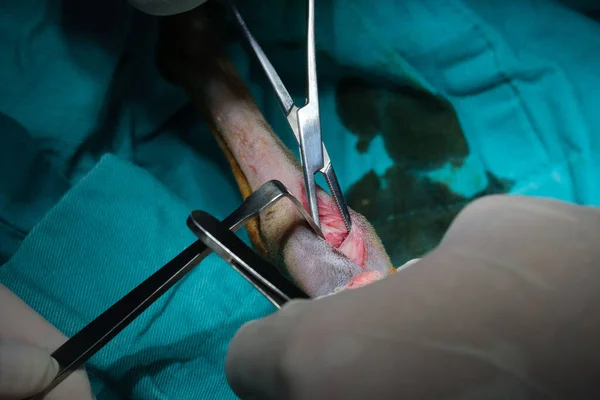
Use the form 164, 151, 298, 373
228, 0, 352, 232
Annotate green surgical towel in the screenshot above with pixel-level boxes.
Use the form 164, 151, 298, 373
2, 0, 600, 398
0, 155, 272, 398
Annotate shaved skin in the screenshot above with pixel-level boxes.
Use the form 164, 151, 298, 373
156, 8, 395, 297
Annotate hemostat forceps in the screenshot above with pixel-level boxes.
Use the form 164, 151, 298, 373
228, 0, 352, 232
27, 180, 313, 400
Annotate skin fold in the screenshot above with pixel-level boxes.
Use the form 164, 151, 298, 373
155, 5, 395, 297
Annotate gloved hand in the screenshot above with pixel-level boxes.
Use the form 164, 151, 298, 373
128, 0, 209, 16
0, 284, 94, 400
226, 195, 600, 399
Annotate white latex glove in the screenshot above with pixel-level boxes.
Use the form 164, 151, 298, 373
226, 195, 600, 399
0, 284, 94, 400
128, 0, 209, 16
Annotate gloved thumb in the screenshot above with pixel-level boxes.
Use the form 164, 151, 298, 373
0, 339, 59, 399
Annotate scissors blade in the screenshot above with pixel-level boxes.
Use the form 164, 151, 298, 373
296, 0, 324, 227
296, 103, 323, 228
289, 107, 353, 231
229, 0, 351, 231
228, 2, 294, 116
321, 162, 352, 231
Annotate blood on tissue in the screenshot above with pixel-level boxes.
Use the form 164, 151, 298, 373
344, 271, 385, 290
300, 189, 367, 268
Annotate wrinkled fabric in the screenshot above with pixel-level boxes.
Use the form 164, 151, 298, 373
234, 0, 600, 203
0, 155, 273, 398
1, 0, 599, 398
0, 113, 71, 264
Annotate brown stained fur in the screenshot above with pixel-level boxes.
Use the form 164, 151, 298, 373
155, 6, 269, 255
203, 104, 268, 256
183, 64, 269, 256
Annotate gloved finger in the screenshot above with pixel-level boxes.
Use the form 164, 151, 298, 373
226, 196, 600, 399
439, 194, 600, 287
0, 340, 59, 399
426, 194, 600, 398
0, 285, 94, 399
225, 300, 310, 400
225, 257, 423, 398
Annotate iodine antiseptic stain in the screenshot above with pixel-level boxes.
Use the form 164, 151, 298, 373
335, 77, 514, 266
346, 167, 513, 266
335, 77, 468, 170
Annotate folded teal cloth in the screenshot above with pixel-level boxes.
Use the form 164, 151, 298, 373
0, 155, 272, 398
1, 0, 600, 398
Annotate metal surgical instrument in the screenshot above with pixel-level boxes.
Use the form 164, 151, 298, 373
228, 0, 353, 233
28, 180, 314, 400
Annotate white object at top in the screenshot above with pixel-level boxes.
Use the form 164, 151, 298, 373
128, 0, 208, 16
